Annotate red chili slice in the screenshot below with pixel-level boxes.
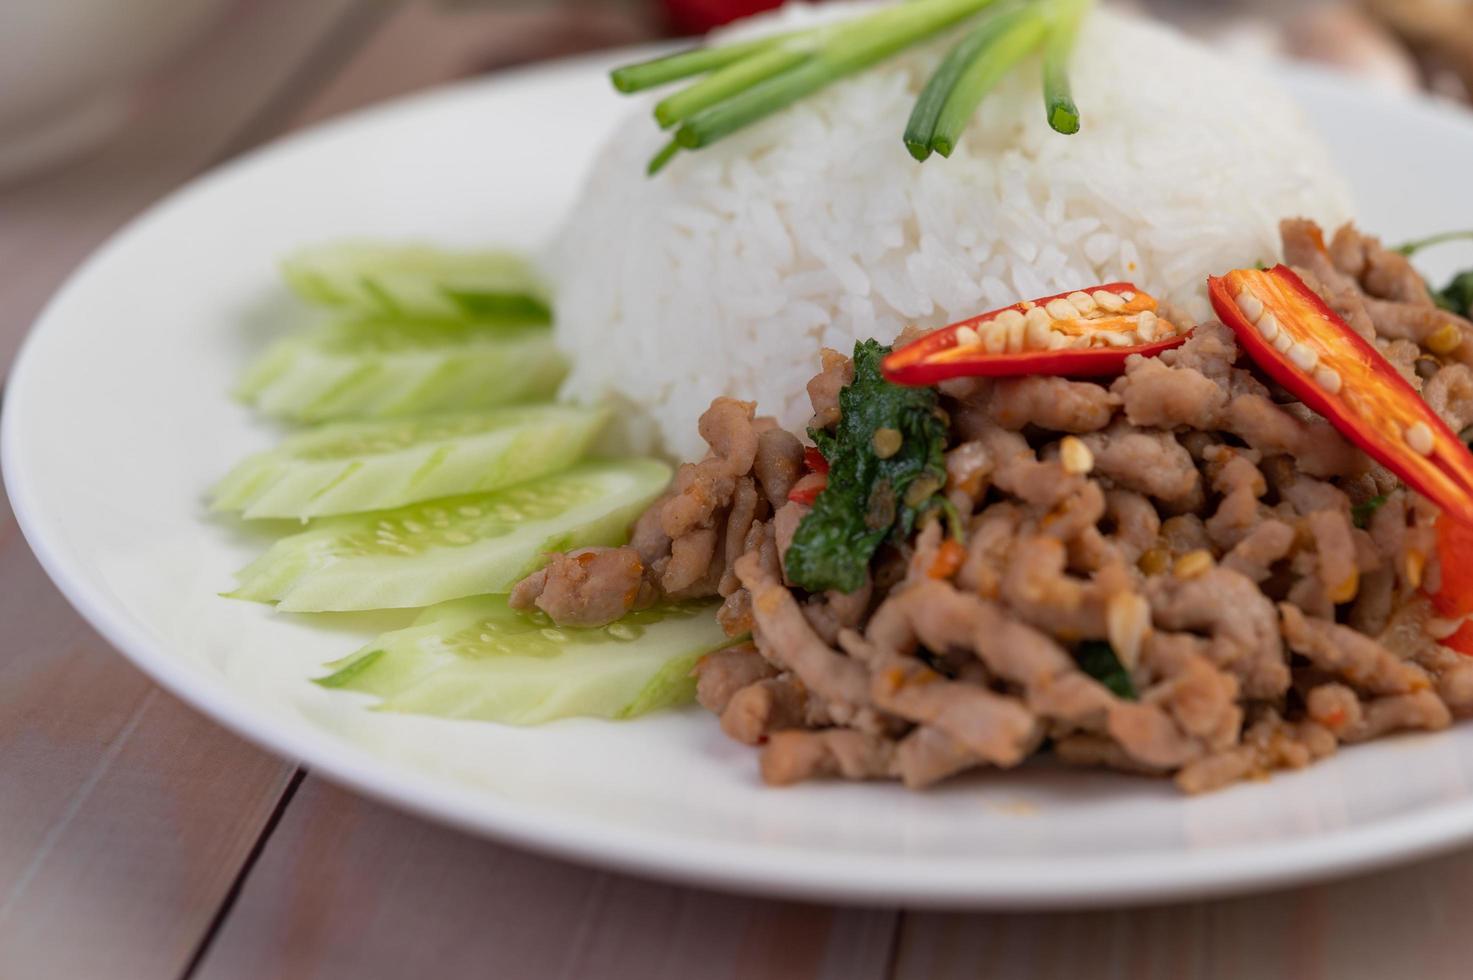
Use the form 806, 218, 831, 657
1432, 514, 1473, 618
882, 282, 1190, 385
1442, 621, 1473, 657
1209, 265, 1473, 527
803, 446, 830, 475
788, 472, 827, 506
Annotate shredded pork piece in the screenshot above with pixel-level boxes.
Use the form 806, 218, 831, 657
693, 644, 777, 716
753, 428, 805, 509
721, 675, 813, 744
1113, 356, 1227, 430
1424, 364, 1473, 434
1221, 520, 1296, 583
519, 217, 1473, 794
760, 730, 895, 785
1081, 423, 1201, 505
735, 551, 874, 724
988, 376, 1117, 433
1148, 568, 1290, 699
977, 426, 1083, 509
806, 347, 853, 430
1226, 394, 1367, 478
508, 547, 654, 628
1279, 604, 1431, 695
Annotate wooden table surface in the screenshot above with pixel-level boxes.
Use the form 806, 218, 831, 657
4, 3, 1473, 978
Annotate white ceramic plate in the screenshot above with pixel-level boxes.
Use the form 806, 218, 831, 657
8, 51, 1473, 910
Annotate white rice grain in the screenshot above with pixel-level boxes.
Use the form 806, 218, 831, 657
553, 4, 1353, 459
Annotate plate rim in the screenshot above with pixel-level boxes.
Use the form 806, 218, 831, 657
7, 51, 1473, 910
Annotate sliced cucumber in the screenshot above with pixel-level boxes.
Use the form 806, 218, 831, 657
317, 596, 736, 724
212, 405, 608, 520
281, 242, 552, 324
229, 458, 670, 611
238, 319, 566, 422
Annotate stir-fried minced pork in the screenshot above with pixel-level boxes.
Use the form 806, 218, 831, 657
509, 547, 655, 628
512, 217, 1473, 793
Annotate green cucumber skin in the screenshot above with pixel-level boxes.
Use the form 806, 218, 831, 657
317, 596, 738, 725
229, 459, 671, 611
211, 406, 609, 520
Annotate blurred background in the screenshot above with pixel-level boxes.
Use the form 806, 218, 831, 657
1, 0, 1470, 186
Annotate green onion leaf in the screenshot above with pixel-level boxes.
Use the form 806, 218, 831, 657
1394, 230, 1473, 257
930, 6, 1050, 158
1042, 0, 1089, 135
676, 0, 1001, 152
655, 38, 819, 129
905, 9, 1010, 162
610, 33, 804, 93
647, 138, 681, 175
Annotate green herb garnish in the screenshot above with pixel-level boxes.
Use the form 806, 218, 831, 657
613, 0, 1089, 174
785, 340, 948, 594
1394, 230, 1473, 318
1431, 272, 1473, 319
1076, 641, 1136, 699
1394, 230, 1473, 257
1351, 494, 1388, 529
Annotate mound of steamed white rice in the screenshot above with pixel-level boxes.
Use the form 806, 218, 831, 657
553, 3, 1354, 460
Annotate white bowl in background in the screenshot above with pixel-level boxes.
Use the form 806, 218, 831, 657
0, 0, 233, 182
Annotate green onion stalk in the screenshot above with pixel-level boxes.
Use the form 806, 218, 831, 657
611, 0, 1094, 175
1395, 230, 1473, 256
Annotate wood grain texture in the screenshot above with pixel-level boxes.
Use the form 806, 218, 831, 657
192, 776, 898, 980
0, 2, 380, 977
894, 849, 1473, 980
0, 485, 298, 980
0, 0, 376, 372
8, 2, 1473, 978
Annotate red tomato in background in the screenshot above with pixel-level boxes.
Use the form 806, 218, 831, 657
663, 0, 785, 34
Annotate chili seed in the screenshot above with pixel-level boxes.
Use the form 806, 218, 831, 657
1106, 592, 1150, 670
1173, 549, 1214, 580
1405, 421, 1434, 456
954, 325, 981, 347
872, 427, 903, 459
1045, 298, 1078, 320
904, 475, 943, 507
1405, 549, 1426, 589
866, 480, 896, 530
1068, 291, 1096, 314
1092, 290, 1125, 312
983, 322, 1008, 353
1235, 289, 1264, 323
1329, 569, 1360, 604
1059, 436, 1094, 475
1313, 365, 1343, 394
1427, 322, 1462, 355
1288, 342, 1318, 372
995, 308, 1026, 331
1136, 548, 1168, 576
1007, 314, 1029, 351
